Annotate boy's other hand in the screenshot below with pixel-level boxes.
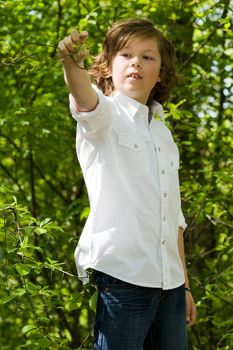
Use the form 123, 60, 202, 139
186, 291, 196, 327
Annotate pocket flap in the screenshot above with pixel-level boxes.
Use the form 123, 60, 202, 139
118, 135, 147, 152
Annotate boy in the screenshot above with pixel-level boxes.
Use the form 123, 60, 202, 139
58, 18, 196, 350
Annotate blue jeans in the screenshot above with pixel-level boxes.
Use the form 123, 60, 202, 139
93, 271, 188, 350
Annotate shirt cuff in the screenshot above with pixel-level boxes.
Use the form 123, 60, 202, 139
69, 85, 106, 122
179, 209, 187, 231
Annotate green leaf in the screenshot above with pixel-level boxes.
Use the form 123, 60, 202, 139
40, 217, 51, 226
38, 338, 51, 348
15, 263, 31, 276
68, 292, 83, 312
26, 282, 39, 295
80, 206, 90, 220
34, 227, 47, 235
89, 289, 98, 312
3, 288, 27, 304
22, 324, 37, 335
20, 236, 29, 248
37, 317, 50, 326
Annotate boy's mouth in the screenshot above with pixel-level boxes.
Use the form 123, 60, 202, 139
127, 72, 143, 80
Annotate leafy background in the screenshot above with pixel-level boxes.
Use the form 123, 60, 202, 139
0, 0, 232, 349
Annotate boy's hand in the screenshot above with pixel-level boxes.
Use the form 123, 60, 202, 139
57, 30, 89, 67
186, 291, 196, 327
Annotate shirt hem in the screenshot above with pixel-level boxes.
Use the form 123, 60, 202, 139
78, 265, 185, 290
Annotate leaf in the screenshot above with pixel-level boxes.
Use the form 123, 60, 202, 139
21, 235, 29, 247
37, 317, 50, 326
38, 338, 51, 348
44, 223, 64, 232
3, 288, 26, 304
89, 289, 98, 312
15, 263, 31, 276
34, 227, 47, 235
39, 217, 51, 226
26, 282, 39, 295
22, 324, 37, 335
68, 292, 83, 312
80, 206, 90, 220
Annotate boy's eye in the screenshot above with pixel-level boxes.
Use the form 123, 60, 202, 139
143, 55, 154, 60
121, 53, 131, 58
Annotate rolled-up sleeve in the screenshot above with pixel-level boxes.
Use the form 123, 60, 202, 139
69, 86, 113, 139
179, 208, 187, 231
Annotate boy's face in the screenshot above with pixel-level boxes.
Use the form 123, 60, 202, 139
110, 36, 161, 104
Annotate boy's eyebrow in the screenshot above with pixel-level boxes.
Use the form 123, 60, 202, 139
122, 46, 158, 54
144, 49, 158, 53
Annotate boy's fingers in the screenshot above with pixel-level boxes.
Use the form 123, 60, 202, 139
70, 29, 80, 43
57, 30, 89, 63
70, 30, 88, 44
63, 36, 74, 52
79, 30, 88, 42
76, 48, 89, 62
57, 39, 75, 62
185, 292, 196, 327
58, 36, 73, 55
191, 304, 197, 325
57, 40, 68, 57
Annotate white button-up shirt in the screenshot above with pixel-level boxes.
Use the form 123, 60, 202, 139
70, 87, 186, 289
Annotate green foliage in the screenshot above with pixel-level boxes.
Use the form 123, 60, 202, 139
0, 0, 233, 348
0, 193, 97, 349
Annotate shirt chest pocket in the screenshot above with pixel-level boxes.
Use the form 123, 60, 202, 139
118, 134, 150, 177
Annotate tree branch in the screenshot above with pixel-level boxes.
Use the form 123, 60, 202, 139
181, 0, 230, 70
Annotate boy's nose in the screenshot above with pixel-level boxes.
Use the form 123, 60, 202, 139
130, 57, 141, 68
130, 62, 141, 68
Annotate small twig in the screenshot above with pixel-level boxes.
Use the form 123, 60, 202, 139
43, 262, 79, 279
11, 206, 22, 245
181, 0, 230, 70
77, 325, 94, 350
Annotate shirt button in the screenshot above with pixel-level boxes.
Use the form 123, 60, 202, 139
163, 193, 167, 198
134, 143, 139, 149
163, 216, 166, 221
162, 240, 166, 244
162, 169, 166, 175
170, 161, 174, 166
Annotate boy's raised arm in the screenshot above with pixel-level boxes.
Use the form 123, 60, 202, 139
58, 29, 98, 112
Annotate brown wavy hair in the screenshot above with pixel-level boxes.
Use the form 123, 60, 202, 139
89, 18, 179, 105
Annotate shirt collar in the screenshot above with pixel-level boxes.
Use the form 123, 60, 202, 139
113, 91, 164, 123
113, 91, 148, 120
149, 101, 165, 123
